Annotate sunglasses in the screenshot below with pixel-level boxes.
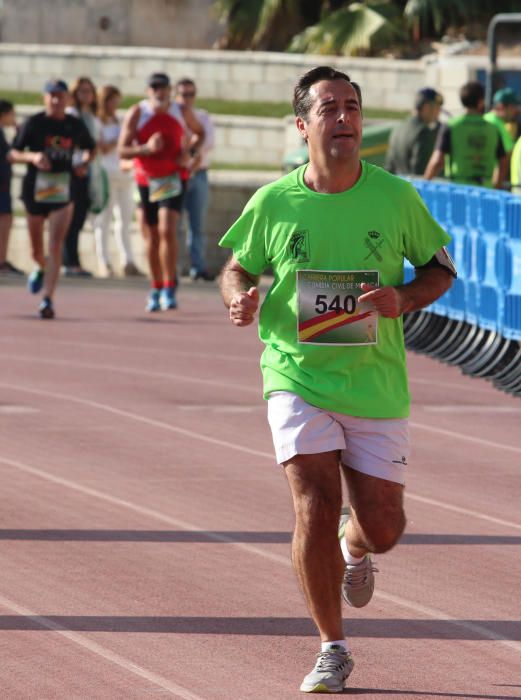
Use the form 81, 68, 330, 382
179, 91, 195, 98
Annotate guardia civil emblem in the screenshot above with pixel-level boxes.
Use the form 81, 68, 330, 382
288, 230, 310, 262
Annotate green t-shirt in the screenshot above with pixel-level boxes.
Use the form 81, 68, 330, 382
219, 162, 450, 418
444, 114, 502, 187
484, 111, 515, 153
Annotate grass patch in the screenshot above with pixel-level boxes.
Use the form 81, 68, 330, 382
3, 89, 406, 120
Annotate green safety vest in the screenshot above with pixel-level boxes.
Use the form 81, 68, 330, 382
445, 114, 500, 187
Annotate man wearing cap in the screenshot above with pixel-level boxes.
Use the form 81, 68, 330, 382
484, 87, 519, 156
119, 72, 204, 312
10, 79, 95, 319
385, 88, 443, 175
424, 81, 508, 189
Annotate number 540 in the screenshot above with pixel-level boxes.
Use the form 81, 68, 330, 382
315, 294, 356, 314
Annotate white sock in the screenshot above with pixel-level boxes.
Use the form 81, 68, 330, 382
340, 535, 365, 566
321, 640, 349, 653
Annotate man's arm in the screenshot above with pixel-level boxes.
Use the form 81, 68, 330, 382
219, 256, 260, 327
118, 105, 163, 159
359, 265, 453, 318
423, 149, 444, 180
180, 104, 205, 152
492, 154, 508, 190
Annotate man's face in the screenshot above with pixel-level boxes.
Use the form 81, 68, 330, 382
421, 101, 441, 124
147, 84, 171, 109
297, 80, 362, 162
176, 83, 196, 107
43, 90, 68, 117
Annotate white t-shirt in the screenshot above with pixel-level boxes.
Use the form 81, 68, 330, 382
98, 120, 121, 173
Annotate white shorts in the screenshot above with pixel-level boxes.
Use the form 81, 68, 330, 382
267, 391, 409, 485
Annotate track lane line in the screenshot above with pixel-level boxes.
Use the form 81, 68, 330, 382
0, 591, 205, 700
0, 340, 497, 394
1, 381, 520, 531
1, 454, 520, 655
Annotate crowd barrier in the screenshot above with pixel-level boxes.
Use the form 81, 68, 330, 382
403, 180, 521, 397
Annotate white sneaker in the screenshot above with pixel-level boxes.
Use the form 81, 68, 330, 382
339, 507, 378, 608
300, 646, 354, 693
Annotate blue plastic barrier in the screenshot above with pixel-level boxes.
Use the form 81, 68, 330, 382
409, 180, 515, 337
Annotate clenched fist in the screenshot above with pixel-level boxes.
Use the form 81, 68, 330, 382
229, 286, 259, 327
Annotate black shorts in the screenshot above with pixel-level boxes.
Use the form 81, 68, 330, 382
137, 181, 186, 226
22, 197, 71, 218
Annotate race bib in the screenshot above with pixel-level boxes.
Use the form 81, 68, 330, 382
149, 174, 182, 202
297, 270, 379, 345
34, 172, 70, 203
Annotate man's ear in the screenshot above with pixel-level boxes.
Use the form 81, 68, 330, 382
296, 116, 308, 142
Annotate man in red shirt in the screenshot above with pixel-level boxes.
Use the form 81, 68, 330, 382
119, 72, 204, 311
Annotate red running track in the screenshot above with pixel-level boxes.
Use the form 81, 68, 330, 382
0, 278, 520, 699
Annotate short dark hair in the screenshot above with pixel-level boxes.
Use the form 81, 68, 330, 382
0, 99, 13, 116
293, 66, 362, 120
176, 78, 196, 90
459, 81, 484, 109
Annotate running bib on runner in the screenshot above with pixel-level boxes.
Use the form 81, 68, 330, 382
297, 270, 379, 345
149, 174, 182, 203
34, 172, 70, 203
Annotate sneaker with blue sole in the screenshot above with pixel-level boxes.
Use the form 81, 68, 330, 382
300, 646, 354, 693
28, 268, 44, 294
160, 287, 177, 310
338, 506, 378, 608
146, 289, 161, 312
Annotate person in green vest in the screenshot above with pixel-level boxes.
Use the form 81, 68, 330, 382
484, 87, 518, 156
385, 87, 443, 175
219, 65, 455, 694
424, 81, 507, 188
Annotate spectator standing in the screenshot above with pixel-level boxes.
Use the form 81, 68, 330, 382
118, 72, 204, 312
484, 87, 519, 155
0, 99, 23, 276
93, 85, 141, 278
62, 76, 99, 277
10, 79, 95, 318
424, 81, 507, 188
385, 87, 443, 175
175, 78, 215, 281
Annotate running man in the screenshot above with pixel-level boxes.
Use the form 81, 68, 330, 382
118, 72, 204, 312
10, 79, 95, 319
219, 66, 455, 694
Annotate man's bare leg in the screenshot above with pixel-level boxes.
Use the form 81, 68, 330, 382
284, 451, 344, 641
158, 207, 178, 283
27, 214, 46, 269
137, 208, 161, 286
43, 203, 73, 299
0, 213, 13, 264
341, 466, 406, 557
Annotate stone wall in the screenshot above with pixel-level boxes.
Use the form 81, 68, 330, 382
3, 43, 520, 113
1, 0, 224, 49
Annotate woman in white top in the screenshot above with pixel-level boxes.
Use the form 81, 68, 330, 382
94, 85, 141, 277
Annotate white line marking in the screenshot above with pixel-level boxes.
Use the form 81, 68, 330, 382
0, 354, 259, 395
1, 454, 520, 655
0, 591, 205, 700
404, 492, 521, 531
0, 405, 39, 415
2, 381, 521, 531
421, 405, 521, 414
0, 337, 256, 364
409, 421, 521, 456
